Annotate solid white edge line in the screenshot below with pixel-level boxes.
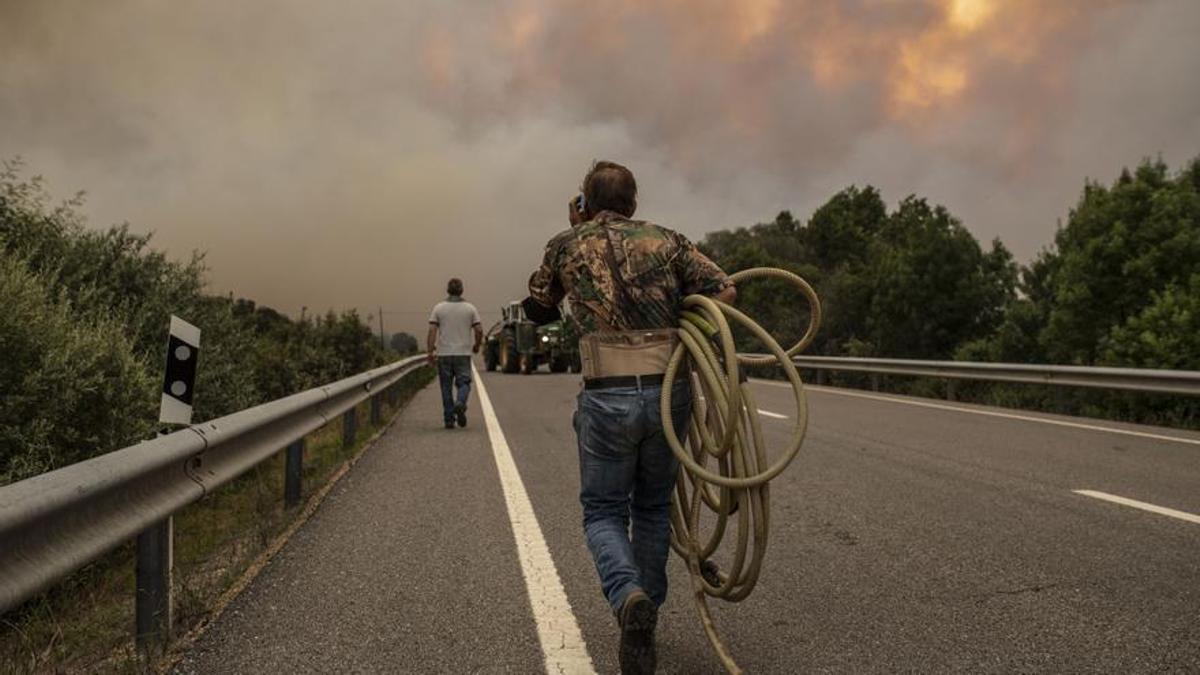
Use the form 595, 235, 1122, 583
756, 408, 788, 420
473, 364, 596, 675
1073, 490, 1200, 525
752, 380, 1200, 447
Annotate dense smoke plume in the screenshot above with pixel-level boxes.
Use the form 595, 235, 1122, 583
2, 0, 1198, 336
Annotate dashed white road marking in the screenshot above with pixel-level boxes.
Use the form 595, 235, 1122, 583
702, 393, 786, 420
1073, 490, 1200, 525
473, 364, 596, 674
752, 380, 1200, 447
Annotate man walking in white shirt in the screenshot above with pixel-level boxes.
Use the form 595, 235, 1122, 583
426, 278, 483, 429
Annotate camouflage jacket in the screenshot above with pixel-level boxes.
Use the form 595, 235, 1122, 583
528, 210, 732, 334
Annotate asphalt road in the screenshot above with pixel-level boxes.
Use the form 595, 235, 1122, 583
176, 363, 1200, 674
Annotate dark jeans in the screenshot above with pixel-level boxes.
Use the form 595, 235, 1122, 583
574, 380, 691, 613
437, 355, 472, 423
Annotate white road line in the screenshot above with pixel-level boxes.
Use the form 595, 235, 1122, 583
1073, 490, 1200, 525
702, 394, 785, 420
473, 365, 596, 675
752, 380, 1200, 447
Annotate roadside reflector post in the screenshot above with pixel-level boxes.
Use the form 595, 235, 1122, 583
138, 315, 199, 656
135, 517, 173, 656
158, 316, 199, 427
284, 439, 304, 508
342, 408, 357, 449
370, 394, 382, 425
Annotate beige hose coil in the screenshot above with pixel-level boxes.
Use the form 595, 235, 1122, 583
660, 267, 821, 674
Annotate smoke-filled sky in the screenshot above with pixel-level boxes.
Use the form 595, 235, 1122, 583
3, 0, 1199, 337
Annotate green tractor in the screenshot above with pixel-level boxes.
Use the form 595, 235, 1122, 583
484, 301, 582, 374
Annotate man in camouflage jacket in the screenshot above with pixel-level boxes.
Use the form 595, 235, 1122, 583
524, 161, 736, 674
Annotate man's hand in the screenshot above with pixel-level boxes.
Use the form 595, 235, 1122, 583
714, 284, 737, 305
472, 342, 481, 354
568, 196, 584, 226
426, 324, 438, 365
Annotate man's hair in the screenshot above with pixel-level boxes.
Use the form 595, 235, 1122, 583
447, 278, 464, 296
581, 160, 637, 217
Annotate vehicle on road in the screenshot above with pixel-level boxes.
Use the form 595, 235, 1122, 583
483, 301, 582, 374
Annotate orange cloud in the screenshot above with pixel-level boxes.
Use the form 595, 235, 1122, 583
418, 0, 1128, 178
882, 0, 1092, 123
948, 0, 997, 32
421, 27, 457, 93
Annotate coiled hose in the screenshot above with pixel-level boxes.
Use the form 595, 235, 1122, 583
661, 267, 821, 674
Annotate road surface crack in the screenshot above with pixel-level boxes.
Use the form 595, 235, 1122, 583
974, 582, 1060, 604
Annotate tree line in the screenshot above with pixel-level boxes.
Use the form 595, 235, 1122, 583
698, 156, 1199, 426
2, 155, 1196, 484
0, 160, 416, 486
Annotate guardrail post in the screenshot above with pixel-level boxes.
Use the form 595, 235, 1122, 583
284, 439, 304, 507
946, 380, 957, 401
870, 373, 880, 392
370, 394, 382, 425
815, 369, 824, 386
135, 517, 173, 656
342, 408, 357, 449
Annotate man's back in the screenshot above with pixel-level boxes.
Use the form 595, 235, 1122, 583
523, 161, 737, 675
429, 299, 480, 356
529, 211, 730, 334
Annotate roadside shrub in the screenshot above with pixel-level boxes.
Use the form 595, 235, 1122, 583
0, 255, 155, 484
1, 159, 394, 486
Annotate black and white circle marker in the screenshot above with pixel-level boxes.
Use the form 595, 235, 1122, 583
159, 315, 200, 425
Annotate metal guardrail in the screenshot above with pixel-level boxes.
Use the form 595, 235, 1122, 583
2, 351, 1194, 642
788, 355, 1200, 397
0, 355, 427, 617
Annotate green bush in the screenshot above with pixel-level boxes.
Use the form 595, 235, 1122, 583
0, 255, 155, 483
0, 159, 396, 486
699, 191, 1016, 361
699, 156, 1198, 427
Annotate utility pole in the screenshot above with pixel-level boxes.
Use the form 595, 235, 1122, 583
378, 306, 386, 351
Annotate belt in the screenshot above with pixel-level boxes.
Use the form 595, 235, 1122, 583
583, 374, 666, 390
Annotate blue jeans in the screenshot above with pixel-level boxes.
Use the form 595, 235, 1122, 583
437, 356, 472, 423
575, 380, 691, 613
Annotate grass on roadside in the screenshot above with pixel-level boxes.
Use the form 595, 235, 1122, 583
0, 366, 434, 674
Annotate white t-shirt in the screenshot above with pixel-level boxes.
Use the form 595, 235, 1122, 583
429, 298, 481, 356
